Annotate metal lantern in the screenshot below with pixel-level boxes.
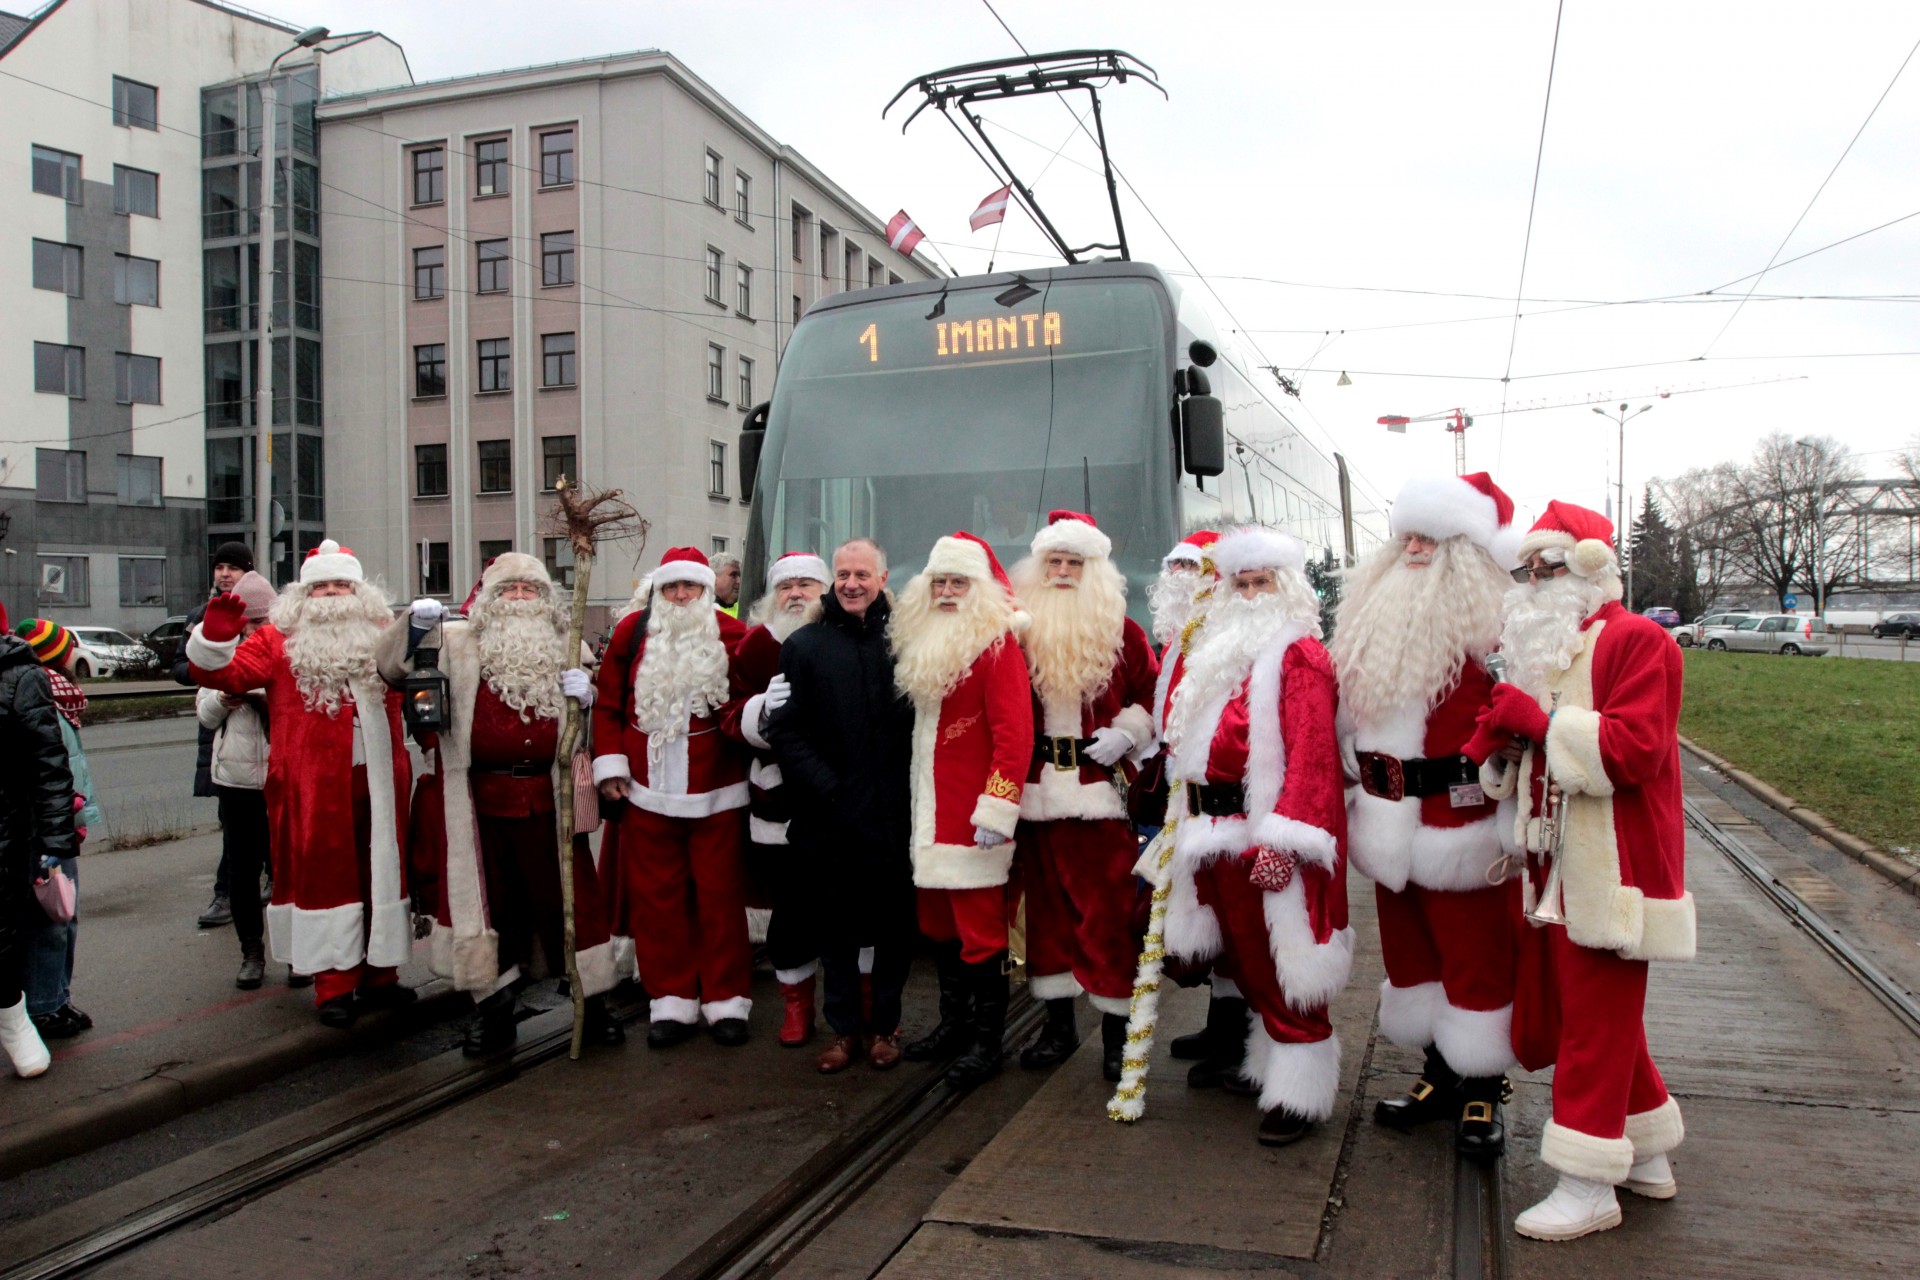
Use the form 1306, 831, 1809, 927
403, 633, 450, 739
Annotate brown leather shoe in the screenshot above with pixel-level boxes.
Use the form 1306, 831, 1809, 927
867, 1032, 902, 1071
817, 1033, 861, 1074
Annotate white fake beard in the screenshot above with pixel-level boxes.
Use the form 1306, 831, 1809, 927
890, 577, 1015, 705
1330, 537, 1508, 726
632, 596, 729, 749
1166, 591, 1287, 755
281, 594, 385, 716
1497, 573, 1605, 695
753, 595, 821, 643
473, 597, 568, 722
1148, 568, 1198, 647
1013, 559, 1125, 705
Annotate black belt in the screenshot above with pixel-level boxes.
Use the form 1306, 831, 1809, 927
471, 763, 548, 778
1356, 751, 1477, 802
1186, 782, 1245, 818
1033, 735, 1099, 771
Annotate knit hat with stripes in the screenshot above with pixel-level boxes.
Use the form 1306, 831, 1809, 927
16, 618, 76, 668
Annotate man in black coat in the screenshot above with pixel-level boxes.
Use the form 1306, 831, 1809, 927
767, 538, 915, 1072
174, 541, 255, 928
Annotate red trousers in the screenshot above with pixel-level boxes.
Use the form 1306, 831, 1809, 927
313, 965, 397, 1004
1018, 819, 1141, 1012
1197, 857, 1331, 1048
616, 806, 751, 1020
1375, 880, 1521, 1077
1545, 926, 1671, 1141
917, 886, 1008, 964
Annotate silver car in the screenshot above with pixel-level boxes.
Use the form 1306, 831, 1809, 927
1702, 614, 1832, 656
1681, 612, 1750, 648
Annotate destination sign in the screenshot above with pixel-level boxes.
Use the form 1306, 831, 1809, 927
854, 311, 1064, 364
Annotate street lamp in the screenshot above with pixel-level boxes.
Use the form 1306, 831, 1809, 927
253, 25, 330, 584
1592, 402, 1652, 605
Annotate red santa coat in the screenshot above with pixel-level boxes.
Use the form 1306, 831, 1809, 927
588, 610, 749, 817
1481, 601, 1694, 961
907, 636, 1034, 889
188, 624, 411, 975
1019, 617, 1158, 821
722, 624, 791, 844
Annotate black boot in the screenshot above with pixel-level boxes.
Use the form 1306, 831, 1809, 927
583, 994, 627, 1047
904, 942, 970, 1061
463, 988, 518, 1056
945, 954, 1008, 1089
1018, 997, 1080, 1070
1187, 996, 1249, 1088
1374, 1044, 1461, 1131
1101, 1013, 1128, 1083
1454, 1075, 1509, 1160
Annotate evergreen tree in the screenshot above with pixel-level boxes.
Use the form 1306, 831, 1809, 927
1629, 484, 1696, 616
1306, 549, 1342, 640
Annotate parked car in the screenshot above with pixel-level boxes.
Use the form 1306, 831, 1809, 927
141, 615, 190, 667
1871, 612, 1920, 639
1680, 612, 1751, 648
1702, 614, 1832, 656
66, 626, 161, 678
1641, 606, 1682, 628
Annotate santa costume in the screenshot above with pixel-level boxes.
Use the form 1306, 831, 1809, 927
1008, 511, 1159, 1081
377, 553, 621, 1053
187, 540, 414, 1026
1331, 472, 1525, 1157
1466, 500, 1692, 1241
592, 547, 753, 1047
1161, 527, 1352, 1145
892, 533, 1034, 1087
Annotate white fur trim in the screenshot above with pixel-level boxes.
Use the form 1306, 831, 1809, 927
1242, 1026, 1342, 1121
1210, 527, 1306, 579
299, 539, 364, 585
185, 625, 240, 671
627, 779, 749, 819
1252, 814, 1339, 872
1162, 855, 1223, 962
1377, 979, 1442, 1051
1624, 1097, 1685, 1157
1174, 813, 1253, 863
650, 994, 700, 1025
429, 921, 502, 992
1163, 543, 1205, 570
1625, 892, 1696, 962
702, 996, 752, 1023
1030, 971, 1084, 1000
575, 941, 617, 997
767, 554, 828, 589
748, 757, 783, 789
1389, 475, 1504, 551
1570, 537, 1616, 578
1433, 1000, 1515, 1077
1089, 993, 1131, 1016
479, 551, 550, 596
652, 560, 715, 590
775, 961, 819, 985
971, 791, 1022, 839
1263, 879, 1355, 1013
592, 753, 632, 785
1111, 703, 1154, 753
1349, 792, 1507, 892
1545, 705, 1614, 798
741, 695, 772, 750
286, 902, 368, 974
266, 903, 294, 964
925, 535, 992, 581
1031, 517, 1113, 561
749, 815, 790, 844
351, 680, 412, 969
747, 906, 771, 945
858, 946, 875, 973
913, 839, 1016, 891
1542, 1119, 1636, 1182
1019, 688, 1135, 822
612, 934, 636, 981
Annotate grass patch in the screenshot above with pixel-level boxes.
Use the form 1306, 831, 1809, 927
81, 694, 194, 727
1682, 650, 1920, 853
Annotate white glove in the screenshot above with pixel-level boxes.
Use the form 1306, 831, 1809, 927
561, 668, 594, 706
410, 598, 446, 627
974, 826, 1010, 848
762, 673, 792, 714
1084, 725, 1134, 767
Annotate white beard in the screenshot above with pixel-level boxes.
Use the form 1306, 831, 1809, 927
890, 577, 1016, 704
1148, 568, 1199, 647
752, 595, 820, 643
632, 597, 730, 760
1166, 591, 1288, 756
1497, 574, 1605, 696
281, 594, 385, 716
1013, 559, 1125, 706
472, 597, 568, 722
1331, 537, 1508, 726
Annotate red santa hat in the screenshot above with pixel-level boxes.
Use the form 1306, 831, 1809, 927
479, 551, 553, 597
1389, 472, 1522, 566
925, 530, 1028, 627
651, 546, 716, 591
767, 550, 829, 589
1030, 509, 1112, 561
299, 538, 364, 586
1209, 525, 1306, 580
1516, 500, 1620, 581
1163, 529, 1221, 571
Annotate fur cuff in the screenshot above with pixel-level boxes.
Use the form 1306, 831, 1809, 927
1252, 814, 1339, 871
701, 995, 752, 1023
1030, 971, 1084, 1000
741, 694, 771, 750
185, 625, 239, 671
1624, 1097, 1685, 1157
1243, 1029, 1343, 1121
1433, 1000, 1515, 1077
1541, 1118, 1636, 1182
971, 791, 1022, 838
1377, 979, 1442, 1051
650, 994, 700, 1025
450, 927, 501, 992
1623, 892, 1696, 962
1089, 993, 1132, 1017
1546, 706, 1614, 798
592, 753, 632, 785
775, 961, 819, 985
1110, 702, 1155, 751
575, 940, 617, 997
1479, 754, 1519, 800
1163, 858, 1223, 962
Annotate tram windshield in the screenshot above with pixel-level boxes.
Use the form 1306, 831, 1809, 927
751, 275, 1179, 612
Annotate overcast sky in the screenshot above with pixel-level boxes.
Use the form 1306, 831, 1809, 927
310, 0, 1920, 530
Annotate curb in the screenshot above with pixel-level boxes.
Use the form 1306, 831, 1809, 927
0, 986, 465, 1181
1680, 735, 1920, 898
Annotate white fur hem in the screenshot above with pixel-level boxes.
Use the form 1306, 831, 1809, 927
912, 839, 1016, 890
1377, 979, 1442, 1051
287, 902, 367, 974
1088, 993, 1132, 1017
1433, 1000, 1514, 1077
185, 626, 239, 670
650, 994, 700, 1024
429, 921, 502, 992
612, 935, 636, 981
1545, 705, 1614, 798
576, 939, 617, 998
748, 815, 790, 845
702, 996, 752, 1023
1163, 856, 1222, 962
1030, 971, 1084, 1000
775, 961, 819, 985
365, 899, 413, 970
1263, 879, 1355, 1013
1624, 1097, 1685, 1157
628, 779, 749, 818
1542, 1118, 1636, 1182
1624, 892, 1696, 962
1242, 1027, 1342, 1121
1251, 814, 1338, 871
971, 791, 1022, 838
592, 753, 632, 785
1349, 798, 1507, 893
266, 902, 294, 965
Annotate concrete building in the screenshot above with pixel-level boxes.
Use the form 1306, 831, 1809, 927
317, 51, 939, 616
0, 0, 407, 631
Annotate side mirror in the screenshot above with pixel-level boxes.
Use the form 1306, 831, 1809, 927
1182, 395, 1225, 477
739, 402, 769, 501
1188, 339, 1218, 368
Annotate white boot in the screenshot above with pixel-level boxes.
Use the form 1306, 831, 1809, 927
1620, 1152, 1677, 1199
1, 996, 51, 1079
1514, 1173, 1623, 1241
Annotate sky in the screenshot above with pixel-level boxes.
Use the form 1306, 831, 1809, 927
305, 0, 1920, 531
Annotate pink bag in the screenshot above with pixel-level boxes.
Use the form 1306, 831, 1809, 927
34, 860, 76, 924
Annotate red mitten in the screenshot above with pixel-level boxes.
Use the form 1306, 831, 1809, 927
1485, 682, 1550, 743
1461, 705, 1507, 766
1248, 847, 1298, 893
201, 592, 248, 643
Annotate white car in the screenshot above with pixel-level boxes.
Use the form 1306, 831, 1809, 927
66, 626, 160, 678
1702, 614, 1833, 657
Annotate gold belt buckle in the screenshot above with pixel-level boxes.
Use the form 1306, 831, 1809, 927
1052, 736, 1079, 771
1462, 1101, 1495, 1123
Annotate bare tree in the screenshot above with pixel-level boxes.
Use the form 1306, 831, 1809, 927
1657, 463, 1745, 611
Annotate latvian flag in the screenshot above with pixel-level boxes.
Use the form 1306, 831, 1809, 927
969, 183, 1013, 231
886, 210, 926, 256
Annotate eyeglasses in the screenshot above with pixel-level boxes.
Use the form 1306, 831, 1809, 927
1509, 564, 1567, 583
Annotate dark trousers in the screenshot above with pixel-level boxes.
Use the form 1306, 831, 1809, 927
216, 787, 270, 951
751, 840, 823, 976
822, 931, 910, 1037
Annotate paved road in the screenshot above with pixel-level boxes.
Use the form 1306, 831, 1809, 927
1828, 634, 1920, 662
82, 713, 217, 845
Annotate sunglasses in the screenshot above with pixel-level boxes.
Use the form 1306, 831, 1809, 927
1509, 564, 1568, 584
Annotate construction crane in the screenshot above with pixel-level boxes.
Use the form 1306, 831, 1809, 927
1378, 408, 1473, 474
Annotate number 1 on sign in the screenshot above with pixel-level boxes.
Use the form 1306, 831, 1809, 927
858, 323, 878, 363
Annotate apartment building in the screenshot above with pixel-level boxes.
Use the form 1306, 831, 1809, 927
317, 51, 939, 613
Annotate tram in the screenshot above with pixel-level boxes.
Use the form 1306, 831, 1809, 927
738, 260, 1389, 619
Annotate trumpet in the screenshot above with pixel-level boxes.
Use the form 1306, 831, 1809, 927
1524, 692, 1568, 927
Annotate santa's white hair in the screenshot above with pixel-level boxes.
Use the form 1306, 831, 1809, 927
747, 589, 825, 643
890, 571, 1018, 704
1331, 535, 1510, 725
632, 592, 730, 761
1167, 589, 1304, 754
272, 579, 391, 716
1148, 566, 1200, 647
1497, 568, 1608, 696
470, 586, 569, 722
1010, 553, 1126, 705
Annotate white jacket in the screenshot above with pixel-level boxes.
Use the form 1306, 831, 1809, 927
196, 687, 269, 790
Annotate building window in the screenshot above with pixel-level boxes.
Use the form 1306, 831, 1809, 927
737, 355, 753, 409
420, 542, 450, 596
112, 76, 158, 130
33, 343, 85, 398
541, 231, 574, 286
114, 254, 160, 306
542, 332, 576, 387
735, 263, 752, 317
414, 343, 447, 397
710, 535, 729, 556
704, 148, 722, 206
477, 338, 511, 392
37, 555, 89, 607
704, 246, 723, 304
793, 294, 803, 325
734, 170, 751, 224
118, 555, 166, 606
35, 448, 87, 503
542, 435, 576, 490
474, 137, 509, 196
415, 443, 449, 496
476, 239, 510, 293
113, 165, 159, 216
478, 540, 512, 569
414, 246, 445, 299
890, 272, 902, 286
706, 343, 725, 401
32, 145, 83, 202
820, 225, 836, 282
116, 454, 163, 506
115, 353, 162, 405
542, 537, 575, 588
540, 129, 574, 186
412, 148, 445, 205
869, 257, 885, 290
32, 240, 82, 296
791, 204, 809, 263
709, 440, 727, 496
477, 439, 512, 493
845, 242, 860, 291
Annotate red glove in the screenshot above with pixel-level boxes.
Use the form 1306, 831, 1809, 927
1248, 847, 1298, 893
201, 592, 248, 644
1461, 683, 1550, 765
